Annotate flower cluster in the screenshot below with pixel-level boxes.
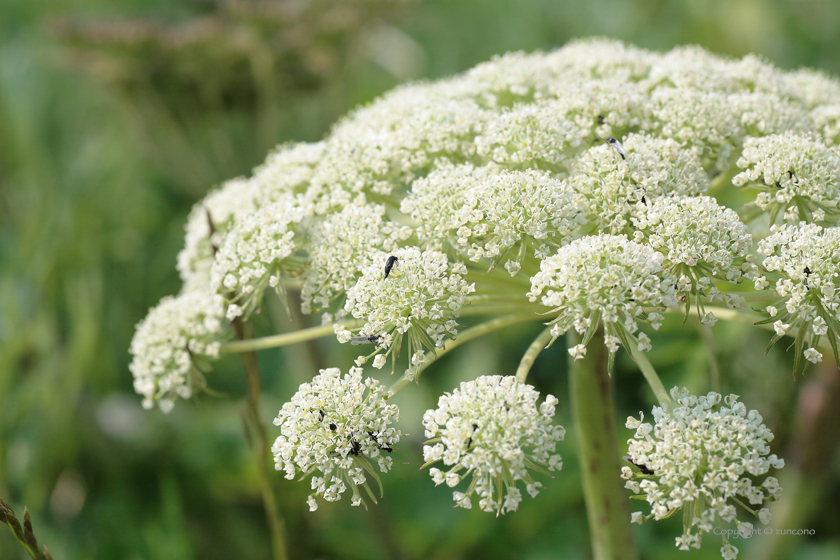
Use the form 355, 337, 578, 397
300, 199, 413, 316
209, 196, 307, 321
756, 222, 840, 371
631, 195, 754, 319
421, 376, 564, 515
733, 132, 840, 223
271, 367, 402, 510
401, 163, 587, 272
623, 388, 784, 560
341, 247, 474, 376
527, 234, 678, 367
129, 290, 226, 412
569, 133, 709, 233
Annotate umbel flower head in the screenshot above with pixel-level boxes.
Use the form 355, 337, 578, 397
422, 376, 564, 515
623, 388, 784, 560
210, 195, 308, 321
271, 367, 402, 511
527, 233, 679, 371
341, 246, 475, 377
569, 133, 709, 234
756, 222, 840, 374
400, 163, 588, 274
732, 132, 840, 223
129, 290, 226, 412
630, 195, 754, 322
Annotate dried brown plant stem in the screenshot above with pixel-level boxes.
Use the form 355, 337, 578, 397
232, 319, 288, 560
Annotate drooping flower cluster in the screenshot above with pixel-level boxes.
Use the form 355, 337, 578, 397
341, 247, 474, 376
129, 290, 226, 412
271, 367, 402, 511
756, 222, 840, 371
733, 132, 840, 223
421, 376, 564, 515
623, 388, 784, 560
527, 234, 679, 368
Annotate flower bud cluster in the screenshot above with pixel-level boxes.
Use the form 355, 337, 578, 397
570, 134, 709, 233
624, 388, 784, 559
271, 367, 402, 510
421, 376, 564, 515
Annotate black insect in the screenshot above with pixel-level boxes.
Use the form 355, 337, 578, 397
623, 455, 655, 475
351, 334, 381, 346
606, 137, 626, 160
775, 181, 782, 188
805, 266, 812, 288
641, 195, 646, 205
384, 256, 399, 279
368, 430, 393, 453
329, 423, 337, 431
350, 440, 362, 456
466, 424, 479, 450
597, 114, 605, 125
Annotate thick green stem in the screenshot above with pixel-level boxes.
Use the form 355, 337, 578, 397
232, 321, 288, 560
569, 330, 638, 560
221, 320, 364, 353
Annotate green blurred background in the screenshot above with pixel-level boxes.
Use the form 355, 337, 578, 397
2, 0, 840, 559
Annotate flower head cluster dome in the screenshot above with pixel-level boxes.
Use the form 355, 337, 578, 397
733, 132, 840, 223
210, 196, 307, 321
421, 376, 564, 515
129, 290, 226, 412
300, 199, 413, 316
341, 247, 474, 376
756, 222, 840, 370
623, 388, 784, 559
569, 133, 710, 233
401, 163, 588, 272
631, 195, 755, 320
271, 367, 401, 511
527, 234, 678, 366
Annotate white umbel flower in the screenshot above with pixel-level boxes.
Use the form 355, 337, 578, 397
421, 376, 564, 515
757, 222, 840, 373
570, 134, 709, 233
344, 247, 474, 372
624, 388, 785, 560
210, 196, 306, 320
631, 195, 754, 311
300, 199, 412, 316
401, 163, 588, 270
129, 290, 226, 412
733, 132, 840, 223
528, 234, 678, 369
271, 367, 402, 510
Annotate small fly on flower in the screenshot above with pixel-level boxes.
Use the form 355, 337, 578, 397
623, 454, 655, 475
350, 334, 381, 345
383, 255, 399, 279
606, 137, 626, 160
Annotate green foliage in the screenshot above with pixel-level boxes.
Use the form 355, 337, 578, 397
2, 0, 840, 559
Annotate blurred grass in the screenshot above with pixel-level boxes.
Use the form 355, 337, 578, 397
2, 0, 840, 559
